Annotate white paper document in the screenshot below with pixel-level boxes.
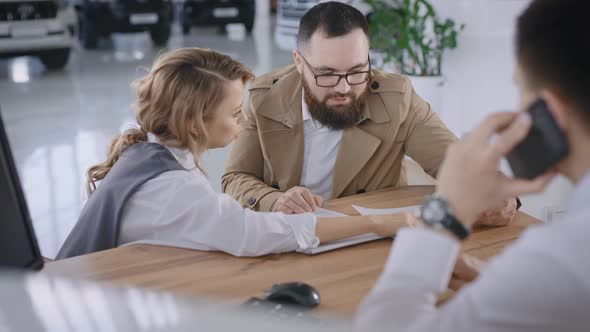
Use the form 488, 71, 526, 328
352, 205, 421, 216
300, 208, 383, 255
313, 208, 347, 218
301, 205, 421, 255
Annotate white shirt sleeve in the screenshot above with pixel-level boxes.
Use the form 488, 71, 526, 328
119, 170, 319, 257
355, 226, 589, 332
355, 228, 459, 331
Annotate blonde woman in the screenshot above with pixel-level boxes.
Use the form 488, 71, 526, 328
57, 48, 413, 259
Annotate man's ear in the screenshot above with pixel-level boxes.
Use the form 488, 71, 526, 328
292, 50, 303, 75
542, 89, 569, 132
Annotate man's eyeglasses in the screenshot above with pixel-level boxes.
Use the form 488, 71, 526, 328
298, 52, 371, 88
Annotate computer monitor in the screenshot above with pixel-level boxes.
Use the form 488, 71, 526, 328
0, 109, 43, 270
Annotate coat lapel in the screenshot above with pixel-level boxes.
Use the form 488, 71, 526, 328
257, 70, 305, 190
330, 94, 388, 198
331, 129, 381, 199
256, 67, 302, 128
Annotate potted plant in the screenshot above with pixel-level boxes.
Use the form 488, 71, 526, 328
365, 0, 464, 114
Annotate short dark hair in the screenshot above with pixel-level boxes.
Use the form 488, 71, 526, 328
517, 0, 590, 123
297, 1, 369, 50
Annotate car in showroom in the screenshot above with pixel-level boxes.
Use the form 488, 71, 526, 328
72, 0, 173, 49
180, 0, 255, 35
275, 0, 369, 50
0, 0, 76, 69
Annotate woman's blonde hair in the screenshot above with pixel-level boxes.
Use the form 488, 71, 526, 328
86, 47, 254, 195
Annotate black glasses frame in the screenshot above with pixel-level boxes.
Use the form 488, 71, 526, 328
298, 52, 372, 88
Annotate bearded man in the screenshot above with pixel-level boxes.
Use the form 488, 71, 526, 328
222, 1, 518, 226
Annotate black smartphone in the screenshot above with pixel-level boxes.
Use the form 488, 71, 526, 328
506, 99, 569, 179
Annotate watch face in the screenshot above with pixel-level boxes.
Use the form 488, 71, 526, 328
421, 197, 468, 239
421, 199, 446, 225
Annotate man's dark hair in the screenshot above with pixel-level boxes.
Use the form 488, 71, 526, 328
517, 0, 590, 123
297, 1, 369, 50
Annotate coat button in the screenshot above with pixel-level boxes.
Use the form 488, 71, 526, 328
248, 197, 257, 205
370, 81, 380, 90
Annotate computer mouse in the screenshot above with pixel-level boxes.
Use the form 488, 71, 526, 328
264, 282, 320, 308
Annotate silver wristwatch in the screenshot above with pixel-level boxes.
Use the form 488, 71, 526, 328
419, 196, 470, 240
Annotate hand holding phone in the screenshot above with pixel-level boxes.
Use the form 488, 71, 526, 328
506, 99, 569, 179
435, 111, 556, 227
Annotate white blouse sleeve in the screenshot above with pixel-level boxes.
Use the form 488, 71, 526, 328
119, 171, 319, 257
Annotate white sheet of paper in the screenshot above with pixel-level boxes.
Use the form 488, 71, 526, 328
301, 208, 385, 255
301, 205, 421, 255
313, 207, 347, 217
352, 205, 421, 216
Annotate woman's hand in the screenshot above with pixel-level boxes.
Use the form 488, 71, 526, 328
370, 212, 420, 237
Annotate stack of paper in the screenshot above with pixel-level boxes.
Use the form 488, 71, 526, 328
301, 205, 420, 255
351, 205, 420, 216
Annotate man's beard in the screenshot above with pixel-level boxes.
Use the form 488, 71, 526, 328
302, 78, 368, 130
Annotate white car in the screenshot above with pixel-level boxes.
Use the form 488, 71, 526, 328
0, 0, 76, 69
275, 0, 370, 51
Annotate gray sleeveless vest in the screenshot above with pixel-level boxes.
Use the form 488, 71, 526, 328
56, 142, 185, 259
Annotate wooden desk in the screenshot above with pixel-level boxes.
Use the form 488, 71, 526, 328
44, 186, 540, 316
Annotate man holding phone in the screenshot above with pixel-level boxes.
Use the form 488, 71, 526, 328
356, 0, 590, 331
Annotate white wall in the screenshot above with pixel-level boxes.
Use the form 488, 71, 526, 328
428, 0, 572, 221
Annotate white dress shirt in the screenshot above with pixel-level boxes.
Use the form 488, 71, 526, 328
299, 93, 343, 200
356, 172, 590, 332
118, 135, 320, 257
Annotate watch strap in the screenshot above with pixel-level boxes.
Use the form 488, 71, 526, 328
441, 213, 469, 240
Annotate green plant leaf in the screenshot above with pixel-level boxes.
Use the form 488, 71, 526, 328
364, 0, 464, 76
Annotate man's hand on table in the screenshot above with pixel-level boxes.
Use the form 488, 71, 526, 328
473, 197, 518, 227
272, 186, 323, 214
